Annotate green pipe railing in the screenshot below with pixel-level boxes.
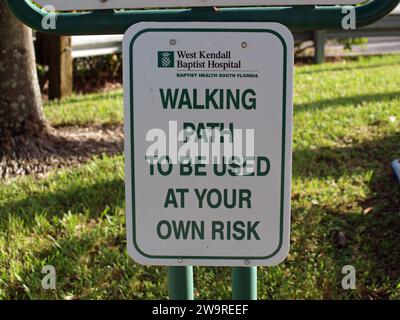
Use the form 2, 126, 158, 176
6, 0, 400, 35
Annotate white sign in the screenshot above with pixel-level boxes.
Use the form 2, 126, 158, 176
123, 22, 293, 266
36, 0, 363, 11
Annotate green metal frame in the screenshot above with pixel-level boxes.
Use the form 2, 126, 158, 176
6, 0, 400, 35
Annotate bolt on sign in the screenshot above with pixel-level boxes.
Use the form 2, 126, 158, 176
35, 0, 364, 11
123, 22, 293, 266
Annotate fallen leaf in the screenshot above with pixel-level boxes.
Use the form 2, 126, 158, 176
363, 207, 373, 214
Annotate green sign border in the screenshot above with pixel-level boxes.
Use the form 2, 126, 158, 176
129, 27, 288, 260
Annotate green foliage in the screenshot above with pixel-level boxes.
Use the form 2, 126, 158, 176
44, 90, 123, 127
73, 54, 122, 92
339, 38, 369, 51
1, 54, 400, 299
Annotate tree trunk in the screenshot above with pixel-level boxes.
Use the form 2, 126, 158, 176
0, 2, 47, 148
0, 4, 122, 179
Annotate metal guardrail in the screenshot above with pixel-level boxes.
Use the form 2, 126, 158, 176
70, 6, 400, 59
72, 35, 123, 58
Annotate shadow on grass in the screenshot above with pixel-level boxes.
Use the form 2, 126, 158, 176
292, 132, 400, 298
2, 129, 399, 298
0, 124, 123, 179
314, 183, 400, 299
288, 195, 400, 299
0, 177, 125, 228
294, 91, 400, 113
293, 132, 400, 180
4, 230, 169, 299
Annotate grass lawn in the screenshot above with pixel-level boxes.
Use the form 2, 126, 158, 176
1, 55, 400, 299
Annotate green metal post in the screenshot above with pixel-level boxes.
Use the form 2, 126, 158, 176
232, 267, 257, 300
313, 30, 326, 64
168, 266, 194, 300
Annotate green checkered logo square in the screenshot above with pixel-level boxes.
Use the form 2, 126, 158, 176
158, 51, 175, 68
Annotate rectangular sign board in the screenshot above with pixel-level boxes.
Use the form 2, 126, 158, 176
36, 0, 364, 11
123, 22, 293, 266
